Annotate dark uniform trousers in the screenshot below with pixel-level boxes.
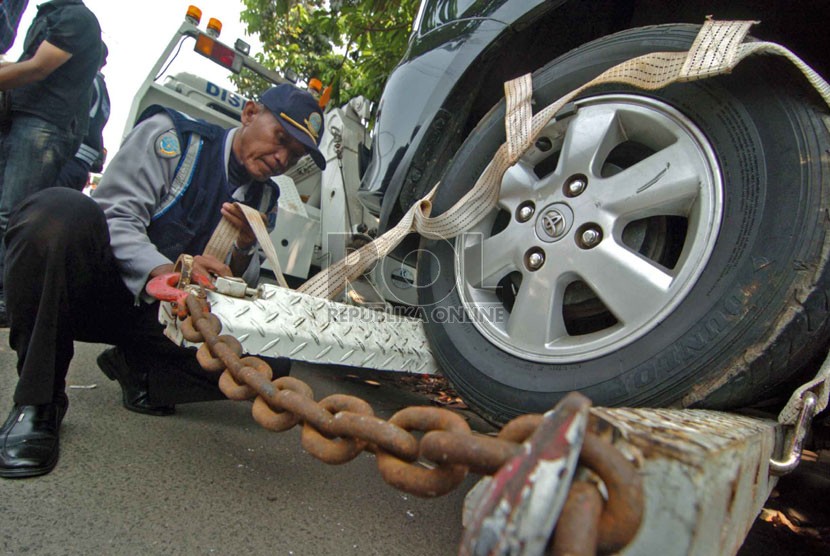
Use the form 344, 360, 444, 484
3, 187, 227, 406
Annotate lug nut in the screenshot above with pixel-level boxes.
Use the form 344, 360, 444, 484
581, 228, 602, 248
565, 175, 588, 197
525, 249, 545, 271
516, 202, 535, 223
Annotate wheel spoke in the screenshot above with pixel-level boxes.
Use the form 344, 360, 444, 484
558, 106, 625, 177
499, 161, 539, 211
461, 230, 520, 289
506, 270, 568, 346
575, 241, 673, 325
600, 141, 703, 219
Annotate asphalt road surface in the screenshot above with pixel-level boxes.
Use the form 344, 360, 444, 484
0, 332, 490, 555
1, 330, 827, 554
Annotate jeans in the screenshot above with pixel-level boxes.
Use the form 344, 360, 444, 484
0, 114, 80, 293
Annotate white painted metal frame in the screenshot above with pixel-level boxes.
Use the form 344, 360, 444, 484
596, 408, 780, 556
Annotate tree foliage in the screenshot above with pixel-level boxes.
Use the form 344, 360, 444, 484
234, 0, 420, 106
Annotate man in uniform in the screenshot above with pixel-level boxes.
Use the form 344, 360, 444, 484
0, 83, 326, 479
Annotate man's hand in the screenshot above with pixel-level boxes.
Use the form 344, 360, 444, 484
192, 254, 232, 279
221, 202, 266, 249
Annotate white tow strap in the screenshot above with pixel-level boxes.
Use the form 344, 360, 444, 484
779, 357, 830, 425
203, 204, 289, 289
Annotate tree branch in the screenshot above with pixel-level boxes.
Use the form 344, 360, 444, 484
356, 23, 411, 33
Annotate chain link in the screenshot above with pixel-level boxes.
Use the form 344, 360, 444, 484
177, 291, 643, 551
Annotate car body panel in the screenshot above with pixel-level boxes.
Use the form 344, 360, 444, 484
358, 0, 558, 220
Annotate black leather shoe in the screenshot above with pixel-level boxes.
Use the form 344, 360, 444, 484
0, 399, 66, 478
97, 347, 175, 416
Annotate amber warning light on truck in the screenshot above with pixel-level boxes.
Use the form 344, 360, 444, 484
185, 5, 202, 25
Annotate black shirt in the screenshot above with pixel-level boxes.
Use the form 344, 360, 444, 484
10, 0, 101, 134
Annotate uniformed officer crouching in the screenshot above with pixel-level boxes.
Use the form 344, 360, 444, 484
0, 84, 326, 479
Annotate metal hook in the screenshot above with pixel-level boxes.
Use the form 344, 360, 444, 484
769, 391, 818, 475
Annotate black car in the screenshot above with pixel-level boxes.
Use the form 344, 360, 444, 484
359, 0, 830, 422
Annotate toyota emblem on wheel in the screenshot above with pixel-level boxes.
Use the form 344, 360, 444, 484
534, 203, 574, 243
541, 209, 566, 239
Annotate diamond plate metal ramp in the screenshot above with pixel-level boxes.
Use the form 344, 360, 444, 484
161, 283, 441, 375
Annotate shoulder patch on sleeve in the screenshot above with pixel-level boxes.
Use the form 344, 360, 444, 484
155, 131, 181, 158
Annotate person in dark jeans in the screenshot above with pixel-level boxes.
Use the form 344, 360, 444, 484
0, 0, 102, 326
0, 84, 326, 479
54, 42, 110, 190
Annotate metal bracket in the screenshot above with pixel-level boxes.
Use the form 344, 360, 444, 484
214, 276, 259, 299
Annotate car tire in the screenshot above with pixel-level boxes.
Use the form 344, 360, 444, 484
417, 24, 830, 423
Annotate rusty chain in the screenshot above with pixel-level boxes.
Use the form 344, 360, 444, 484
176, 291, 643, 553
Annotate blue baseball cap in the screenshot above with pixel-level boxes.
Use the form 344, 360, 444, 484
260, 84, 326, 170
